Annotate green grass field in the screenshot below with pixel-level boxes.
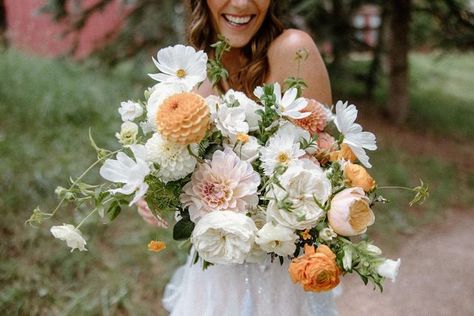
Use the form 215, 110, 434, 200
1, 50, 472, 315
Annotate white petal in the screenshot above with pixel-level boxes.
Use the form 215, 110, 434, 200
281, 88, 298, 107
130, 182, 149, 206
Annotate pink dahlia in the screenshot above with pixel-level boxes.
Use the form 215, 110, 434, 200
181, 148, 261, 222
293, 99, 327, 135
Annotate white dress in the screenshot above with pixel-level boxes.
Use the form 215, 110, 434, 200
162, 253, 338, 316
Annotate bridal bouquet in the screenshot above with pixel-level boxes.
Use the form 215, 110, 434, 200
29, 42, 428, 293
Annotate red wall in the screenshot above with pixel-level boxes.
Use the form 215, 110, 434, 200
5, 0, 128, 58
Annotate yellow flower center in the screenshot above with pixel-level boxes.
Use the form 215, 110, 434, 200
277, 152, 290, 164
176, 69, 186, 78
236, 133, 249, 144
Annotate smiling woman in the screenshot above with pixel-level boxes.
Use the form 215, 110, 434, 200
151, 1, 338, 316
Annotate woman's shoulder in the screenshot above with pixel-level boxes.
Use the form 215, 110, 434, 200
268, 29, 317, 54
266, 29, 332, 105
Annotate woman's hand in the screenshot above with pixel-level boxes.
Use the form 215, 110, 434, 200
136, 199, 169, 228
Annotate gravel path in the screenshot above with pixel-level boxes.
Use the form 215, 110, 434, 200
336, 209, 474, 316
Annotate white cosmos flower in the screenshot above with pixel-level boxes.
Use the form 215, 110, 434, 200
260, 125, 306, 176
118, 100, 143, 122
272, 83, 310, 119
145, 133, 197, 183
99, 145, 150, 206
149, 45, 208, 90
50, 224, 87, 252
334, 101, 377, 168
223, 89, 263, 131
215, 105, 249, 138
191, 211, 257, 265
255, 222, 298, 256
146, 82, 188, 132
266, 159, 331, 230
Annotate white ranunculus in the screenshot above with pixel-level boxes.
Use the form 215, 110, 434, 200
146, 82, 188, 131
266, 159, 331, 230
255, 222, 298, 256
191, 211, 257, 265
115, 121, 139, 145
223, 89, 263, 131
334, 101, 377, 168
149, 45, 208, 90
215, 105, 249, 138
226, 135, 261, 163
99, 145, 150, 206
50, 224, 87, 252
118, 100, 143, 122
377, 258, 401, 282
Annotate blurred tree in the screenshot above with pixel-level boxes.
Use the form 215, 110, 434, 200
39, 0, 474, 122
39, 0, 184, 65
387, 0, 411, 124
0, 0, 6, 48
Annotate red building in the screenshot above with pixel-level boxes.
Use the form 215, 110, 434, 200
4, 0, 128, 58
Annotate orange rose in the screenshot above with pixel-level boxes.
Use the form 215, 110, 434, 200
288, 244, 340, 292
344, 162, 376, 192
329, 144, 357, 163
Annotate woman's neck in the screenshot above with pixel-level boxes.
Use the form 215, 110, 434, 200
221, 48, 245, 77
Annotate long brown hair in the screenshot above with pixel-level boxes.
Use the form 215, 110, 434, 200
186, 0, 285, 96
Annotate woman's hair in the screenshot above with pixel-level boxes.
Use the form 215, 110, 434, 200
186, 0, 285, 96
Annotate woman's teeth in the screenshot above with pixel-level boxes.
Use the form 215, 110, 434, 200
224, 15, 252, 25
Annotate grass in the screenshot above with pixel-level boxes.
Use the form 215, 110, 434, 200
1, 49, 473, 314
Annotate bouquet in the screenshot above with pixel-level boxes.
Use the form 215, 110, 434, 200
29, 41, 428, 293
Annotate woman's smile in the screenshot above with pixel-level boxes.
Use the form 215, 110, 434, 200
207, 0, 271, 48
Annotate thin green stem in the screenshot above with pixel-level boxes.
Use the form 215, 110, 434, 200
76, 208, 98, 229
49, 149, 120, 217
377, 186, 414, 191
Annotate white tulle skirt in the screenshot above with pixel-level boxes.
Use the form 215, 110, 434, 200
162, 253, 338, 316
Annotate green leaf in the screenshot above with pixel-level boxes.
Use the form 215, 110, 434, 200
107, 202, 121, 221
173, 217, 195, 240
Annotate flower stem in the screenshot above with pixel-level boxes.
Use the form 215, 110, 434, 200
76, 208, 98, 229
48, 150, 120, 217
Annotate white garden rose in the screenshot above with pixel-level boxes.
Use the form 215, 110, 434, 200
255, 222, 298, 256
266, 159, 331, 230
191, 211, 257, 265
118, 100, 143, 122
376, 258, 401, 282
50, 224, 87, 252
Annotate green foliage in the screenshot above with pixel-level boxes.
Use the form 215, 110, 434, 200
207, 36, 231, 91
173, 217, 195, 241
145, 177, 183, 214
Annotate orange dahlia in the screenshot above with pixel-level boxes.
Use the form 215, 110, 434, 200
293, 99, 327, 135
156, 92, 210, 145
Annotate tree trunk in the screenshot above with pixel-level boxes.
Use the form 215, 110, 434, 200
366, 6, 388, 99
0, 0, 6, 47
387, 0, 411, 124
